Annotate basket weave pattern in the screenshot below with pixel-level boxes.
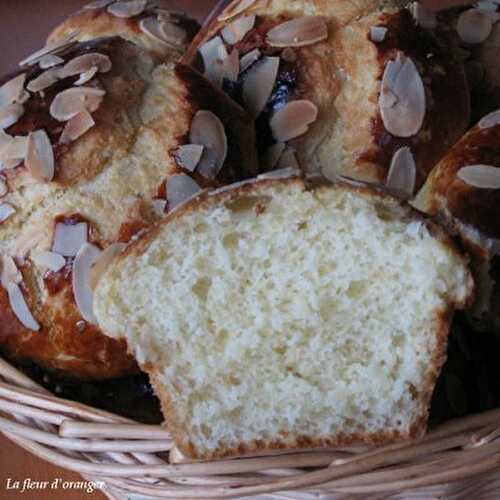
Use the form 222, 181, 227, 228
1, 357, 500, 499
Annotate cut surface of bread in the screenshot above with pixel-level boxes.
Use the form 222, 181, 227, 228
94, 177, 473, 459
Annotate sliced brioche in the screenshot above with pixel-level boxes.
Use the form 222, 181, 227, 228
94, 176, 473, 459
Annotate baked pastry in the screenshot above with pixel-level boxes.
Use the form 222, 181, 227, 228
94, 174, 473, 459
183, 0, 470, 192
414, 109, 500, 331
0, 34, 257, 379
48, 0, 200, 61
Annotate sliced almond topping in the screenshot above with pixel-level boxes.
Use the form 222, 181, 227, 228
72, 243, 101, 324
0, 159, 22, 171
240, 48, 261, 73
267, 16, 328, 48
53, 222, 88, 257
479, 110, 500, 129
457, 9, 493, 44
39, 54, 64, 69
26, 68, 61, 93
89, 242, 126, 291
0, 104, 24, 130
1, 256, 22, 287
370, 26, 388, 43
6, 282, 40, 331
198, 36, 228, 88
218, 0, 256, 22
19, 32, 78, 67
31, 251, 66, 272
277, 147, 300, 169
457, 164, 500, 189
59, 110, 95, 145
107, 0, 147, 18
386, 147, 416, 197
270, 100, 318, 142
189, 110, 227, 178
166, 174, 202, 210
0, 74, 27, 107
50, 87, 105, 122
409, 2, 437, 29
263, 142, 285, 170
243, 56, 279, 118
74, 67, 99, 86
0, 135, 28, 161
26, 130, 54, 183
0, 203, 15, 223
60, 53, 112, 78
221, 15, 256, 45
174, 144, 204, 172
158, 21, 187, 46
140, 17, 174, 46
0, 176, 7, 197
379, 53, 426, 138
84, 0, 115, 8
152, 198, 167, 216
222, 49, 240, 83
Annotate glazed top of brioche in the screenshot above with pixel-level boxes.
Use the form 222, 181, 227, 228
184, 0, 469, 194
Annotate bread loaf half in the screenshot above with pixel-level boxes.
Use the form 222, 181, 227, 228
94, 175, 473, 459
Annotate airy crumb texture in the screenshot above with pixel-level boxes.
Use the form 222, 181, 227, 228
95, 179, 473, 459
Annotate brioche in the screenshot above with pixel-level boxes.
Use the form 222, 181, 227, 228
184, 0, 470, 192
94, 176, 473, 459
0, 33, 256, 379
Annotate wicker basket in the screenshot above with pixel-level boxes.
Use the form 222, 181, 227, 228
1, 357, 500, 499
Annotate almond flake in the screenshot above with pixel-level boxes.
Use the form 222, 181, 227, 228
166, 174, 201, 210
221, 15, 256, 45
267, 16, 328, 48
370, 26, 388, 43
0, 74, 27, 107
59, 110, 95, 145
409, 2, 437, 29
74, 67, 99, 86
1, 256, 22, 287
479, 110, 500, 129
0, 203, 15, 223
379, 53, 426, 138
0, 135, 28, 161
89, 242, 126, 291
84, 0, 115, 8
277, 147, 300, 169
222, 48, 240, 83
39, 54, 64, 69
457, 9, 493, 44
152, 199, 167, 216
190, 110, 227, 178
158, 21, 187, 46
174, 144, 204, 172
0, 176, 7, 197
218, 0, 256, 22
270, 100, 318, 142
6, 282, 40, 331
26, 130, 54, 183
26, 68, 61, 93
262, 142, 285, 170
107, 0, 147, 18
50, 87, 105, 122
386, 147, 416, 197
53, 222, 88, 256
72, 243, 101, 323
243, 56, 280, 117
140, 17, 177, 47
457, 164, 500, 189
0, 104, 24, 130
60, 53, 112, 78
198, 36, 228, 88
0, 159, 22, 171
19, 32, 78, 67
31, 250, 66, 272
240, 49, 261, 73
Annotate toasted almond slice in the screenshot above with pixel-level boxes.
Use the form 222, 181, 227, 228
59, 110, 95, 145
6, 282, 40, 331
240, 48, 261, 73
60, 53, 112, 78
0, 203, 15, 223
152, 198, 167, 216
0, 135, 28, 161
73, 243, 101, 323
19, 32, 78, 67
0, 74, 27, 107
39, 54, 64, 69
31, 250, 66, 272
0, 159, 22, 171
410, 2, 437, 29
370, 26, 388, 43
221, 15, 256, 45
199, 36, 228, 88
479, 110, 500, 129
457, 9, 493, 44
270, 100, 318, 142
457, 164, 500, 189
277, 147, 300, 169
50, 87, 105, 122
379, 53, 426, 138
263, 142, 286, 170
174, 144, 204, 172
26, 130, 55, 183
267, 16, 328, 48
0, 104, 24, 130
0, 176, 7, 197
107, 0, 147, 18
26, 68, 61, 93
74, 66, 99, 86
84, 0, 115, 9
140, 17, 173, 46
243, 56, 279, 118
1, 256, 22, 287
386, 147, 416, 197
218, 0, 256, 22
166, 174, 202, 210
89, 242, 126, 291
159, 21, 187, 46
222, 48, 240, 83
53, 222, 88, 257
190, 110, 227, 178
